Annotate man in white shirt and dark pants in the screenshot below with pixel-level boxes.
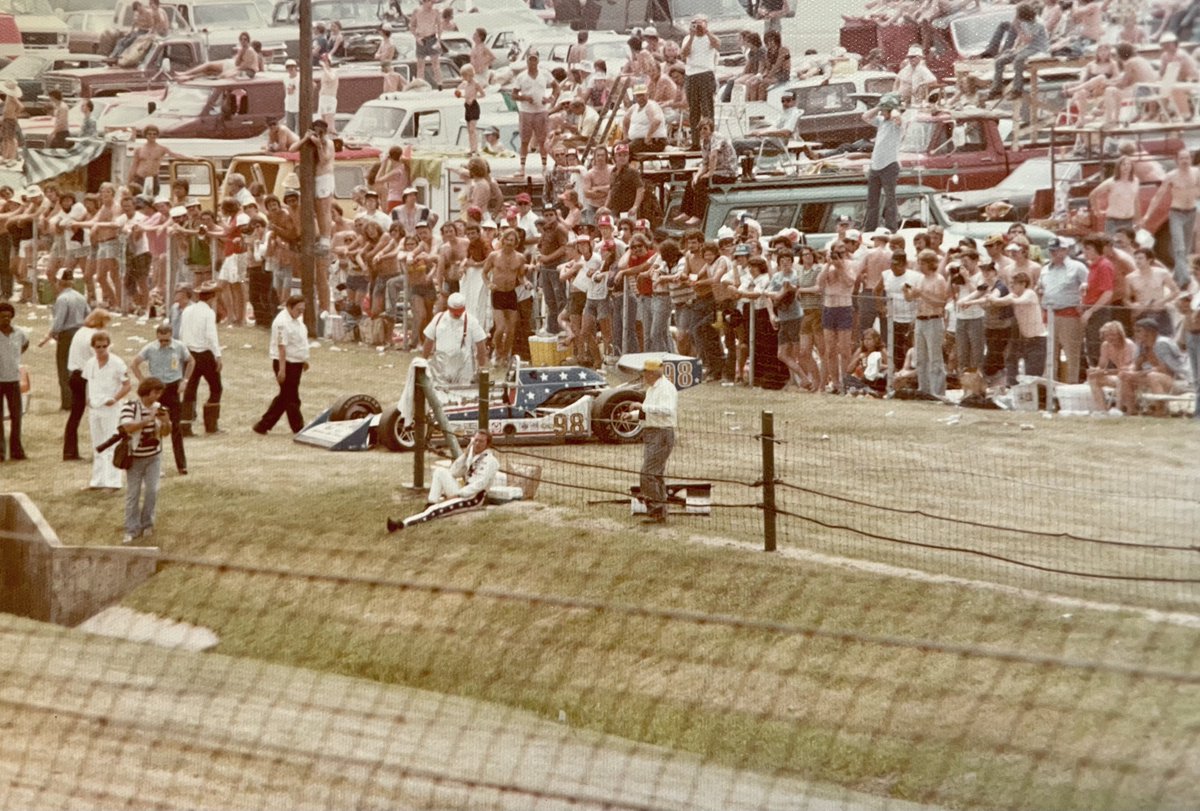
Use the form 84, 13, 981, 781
254, 295, 310, 435
387, 430, 500, 532
179, 281, 223, 435
636, 357, 678, 524
422, 291, 487, 386
682, 14, 719, 150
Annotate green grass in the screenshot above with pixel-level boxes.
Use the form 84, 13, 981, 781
5, 307, 1200, 810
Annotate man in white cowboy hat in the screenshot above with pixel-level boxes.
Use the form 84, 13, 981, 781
0, 79, 23, 165
283, 58, 300, 132
895, 44, 936, 106
622, 82, 667, 156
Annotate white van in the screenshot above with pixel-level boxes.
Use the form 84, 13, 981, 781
339, 89, 510, 151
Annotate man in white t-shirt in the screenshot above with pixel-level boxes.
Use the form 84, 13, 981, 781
881, 250, 921, 376
894, 45, 937, 106
283, 59, 300, 132
681, 14, 718, 149
513, 51, 552, 177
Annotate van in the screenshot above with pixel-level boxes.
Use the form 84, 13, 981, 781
765, 70, 897, 148
566, 0, 781, 58
132, 70, 387, 139
169, 148, 382, 218
340, 89, 508, 150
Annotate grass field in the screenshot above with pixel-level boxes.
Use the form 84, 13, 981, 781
3, 305, 1200, 810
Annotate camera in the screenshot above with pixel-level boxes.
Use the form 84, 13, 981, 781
197, 224, 208, 236
949, 270, 965, 285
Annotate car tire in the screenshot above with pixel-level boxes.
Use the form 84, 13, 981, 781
378, 405, 416, 452
329, 393, 382, 422
592, 389, 645, 444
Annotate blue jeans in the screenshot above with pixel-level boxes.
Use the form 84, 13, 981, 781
864, 162, 899, 232
648, 294, 673, 352
125, 453, 161, 537
1187, 331, 1200, 419
690, 296, 723, 376
956, 317, 985, 371
914, 317, 946, 396
1168, 208, 1195, 287
610, 293, 638, 355
538, 265, 566, 333
992, 45, 1040, 94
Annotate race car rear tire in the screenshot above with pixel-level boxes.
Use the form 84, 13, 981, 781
378, 405, 416, 452
330, 393, 382, 422
592, 389, 645, 444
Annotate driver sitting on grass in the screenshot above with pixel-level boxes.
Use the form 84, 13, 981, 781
386, 430, 499, 533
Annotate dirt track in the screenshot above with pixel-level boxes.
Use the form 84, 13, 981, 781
0, 615, 934, 811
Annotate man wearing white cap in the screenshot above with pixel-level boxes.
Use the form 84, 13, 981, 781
894, 45, 936, 106
634, 357, 677, 524
623, 83, 667, 155
283, 59, 300, 132
422, 292, 487, 385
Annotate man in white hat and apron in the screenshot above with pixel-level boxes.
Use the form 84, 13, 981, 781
422, 291, 487, 386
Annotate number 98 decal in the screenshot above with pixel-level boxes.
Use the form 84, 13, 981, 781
661, 360, 694, 388
552, 413, 587, 436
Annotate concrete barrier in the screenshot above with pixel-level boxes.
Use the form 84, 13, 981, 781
0, 492, 159, 627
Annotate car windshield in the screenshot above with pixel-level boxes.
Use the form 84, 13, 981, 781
690, 0, 753, 20
899, 121, 939, 154
69, 12, 110, 32
157, 85, 213, 116
194, 3, 266, 28
0, 0, 55, 14
951, 8, 1013, 57
343, 105, 405, 138
0, 55, 48, 80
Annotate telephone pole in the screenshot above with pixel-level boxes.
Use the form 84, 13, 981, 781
297, 0, 317, 336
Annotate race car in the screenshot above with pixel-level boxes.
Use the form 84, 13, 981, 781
298, 353, 702, 452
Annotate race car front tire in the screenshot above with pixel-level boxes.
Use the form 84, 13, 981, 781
330, 393, 383, 422
378, 405, 416, 452
592, 389, 645, 444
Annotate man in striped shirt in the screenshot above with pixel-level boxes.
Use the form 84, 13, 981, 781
119, 377, 168, 544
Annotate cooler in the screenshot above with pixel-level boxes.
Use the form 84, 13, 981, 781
529, 335, 570, 366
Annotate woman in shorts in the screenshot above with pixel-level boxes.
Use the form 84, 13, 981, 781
819, 241, 855, 394
795, 244, 825, 391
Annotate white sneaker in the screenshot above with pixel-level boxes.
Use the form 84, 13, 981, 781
122, 534, 137, 545
1107, 407, 1124, 417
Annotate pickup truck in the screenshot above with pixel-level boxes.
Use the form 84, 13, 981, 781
42, 36, 207, 100
112, 0, 296, 61
841, 5, 1013, 78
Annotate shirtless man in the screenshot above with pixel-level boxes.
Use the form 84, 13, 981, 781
1102, 43, 1158, 126
177, 32, 261, 80
437, 221, 469, 304
410, 0, 443, 87
0, 84, 23, 164
317, 54, 339, 130
374, 23, 397, 64
298, 119, 334, 251
1127, 247, 1180, 332
265, 119, 299, 152
128, 126, 188, 195
1141, 148, 1200, 286
381, 62, 405, 93
856, 229, 892, 339
1157, 34, 1199, 119
483, 229, 526, 366
76, 183, 121, 307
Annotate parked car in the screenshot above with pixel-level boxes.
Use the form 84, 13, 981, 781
764, 70, 896, 148
42, 35, 208, 100
938, 157, 1086, 224
841, 4, 1012, 79
118, 0, 296, 61
340, 87, 504, 149
0, 12, 18, 62
0, 0, 68, 53
0, 53, 106, 111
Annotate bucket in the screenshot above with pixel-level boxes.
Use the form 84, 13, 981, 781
1011, 382, 1039, 411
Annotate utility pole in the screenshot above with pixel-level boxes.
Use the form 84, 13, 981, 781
297, 0, 317, 336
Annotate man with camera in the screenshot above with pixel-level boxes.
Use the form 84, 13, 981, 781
132, 322, 193, 475
681, 14, 719, 150
904, 249, 949, 397
862, 94, 904, 232
118, 376, 170, 544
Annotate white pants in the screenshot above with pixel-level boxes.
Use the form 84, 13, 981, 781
429, 467, 463, 503
88, 404, 124, 488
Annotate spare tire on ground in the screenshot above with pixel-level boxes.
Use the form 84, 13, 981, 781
329, 394, 382, 421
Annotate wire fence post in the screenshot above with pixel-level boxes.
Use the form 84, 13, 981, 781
477, 369, 489, 431
760, 409, 777, 552
413, 364, 427, 490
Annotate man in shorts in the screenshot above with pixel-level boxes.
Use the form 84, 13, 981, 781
483, 228, 526, 367
513, 51, 551, 177
410, 0, 443, 87
298, 119, 335, 250
317, 53, 339, 130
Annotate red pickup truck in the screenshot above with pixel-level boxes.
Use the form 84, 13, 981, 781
841, 8, 1013, 78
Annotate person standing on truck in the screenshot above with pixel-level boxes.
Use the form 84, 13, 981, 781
513, 51, 552, 179
0, 81, 23, 166
410, 0, 444, 88
48, 90, 70, 149
283, 59, 301, 133
127, 126, 189, 197
894, 45, 937, 107
375, 23, 397, 64
861, 94, 903, 233
681, 14, 719, 150
317, 54, 339, 131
